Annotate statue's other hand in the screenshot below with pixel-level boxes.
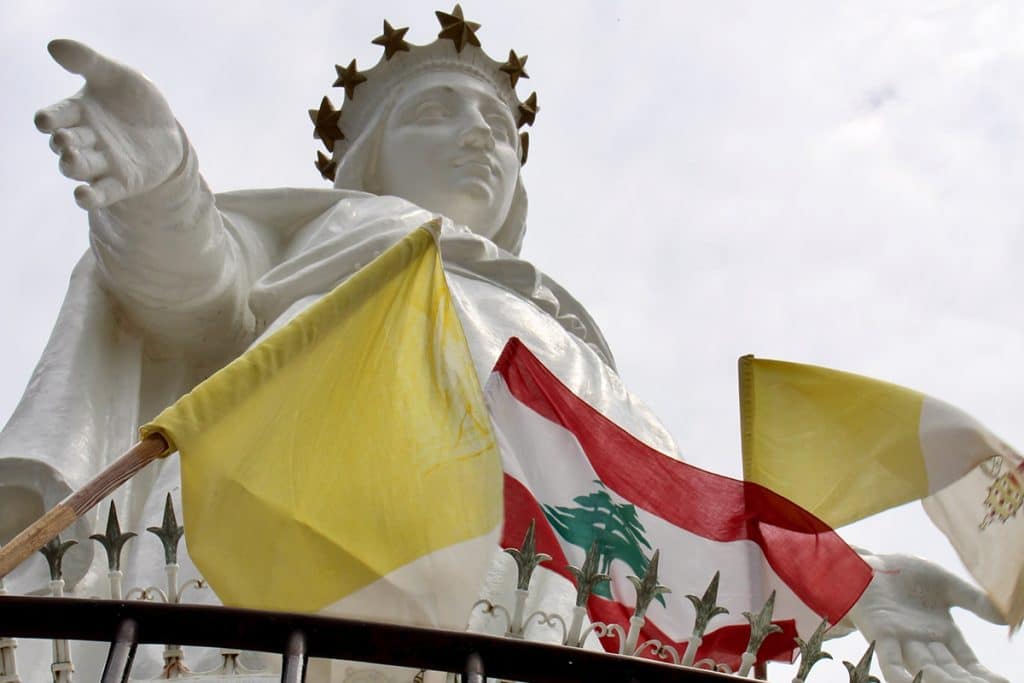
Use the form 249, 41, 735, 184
35, 39, 184, 211
846, 551, 1008, 683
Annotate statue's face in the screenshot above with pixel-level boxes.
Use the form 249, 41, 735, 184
375, 71, 520, 239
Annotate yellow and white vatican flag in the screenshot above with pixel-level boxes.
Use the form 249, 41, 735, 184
739, 355, 1024, 626
141, 221, 503, 628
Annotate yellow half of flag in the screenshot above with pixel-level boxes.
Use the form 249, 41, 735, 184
739, 356, 1011, 528
141, 222, 502, 619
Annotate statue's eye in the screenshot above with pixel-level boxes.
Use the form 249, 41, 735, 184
412, 101, 448, 122
486, 114, 514, 142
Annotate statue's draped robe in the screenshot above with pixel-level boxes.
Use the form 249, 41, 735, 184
0, 147, 679, 680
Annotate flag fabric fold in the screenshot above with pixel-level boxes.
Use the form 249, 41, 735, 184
739, 355, 1024, 627
141, 221, 503, 628
488, 339, 872, 668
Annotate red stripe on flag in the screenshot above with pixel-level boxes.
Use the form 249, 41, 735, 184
502, 474, 798, 668
494, 338, 871, 625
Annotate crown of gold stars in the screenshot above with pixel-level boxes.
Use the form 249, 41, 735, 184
310, 4, 538, 181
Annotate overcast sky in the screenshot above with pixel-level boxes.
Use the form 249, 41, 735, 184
2, 2, 1022, 680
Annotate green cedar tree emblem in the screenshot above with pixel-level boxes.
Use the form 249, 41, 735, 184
542, 480, 664, 606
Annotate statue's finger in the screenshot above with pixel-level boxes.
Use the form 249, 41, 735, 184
918, 663, 971, 683
74, 177, 124, 211
901, 640, 936, 679
926, 642, 984, 682
944, 630, 1009, 683
875, 639, 914, 683
34, 99, 81, 133
964, 662, 1010, 683
59, 148, 110, 181
47, 39, 121, 86
52, 126, 98, 152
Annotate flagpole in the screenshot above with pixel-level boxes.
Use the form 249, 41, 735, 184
0, 433, 168, 579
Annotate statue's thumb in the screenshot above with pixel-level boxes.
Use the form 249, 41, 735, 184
47, 39, 119, 86
945, 573, 1006, 625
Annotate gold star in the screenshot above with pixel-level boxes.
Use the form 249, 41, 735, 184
500, 50, 530, 87
519, 131, 529, 165
435, 4, 481, 53
333, 59, 368, 100
517, 92, 539, 127
372, 20, 411, 60
308, 96, 343, 151
315, 151, 337, 181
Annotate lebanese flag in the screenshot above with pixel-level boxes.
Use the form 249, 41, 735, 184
486, 338, 872, 669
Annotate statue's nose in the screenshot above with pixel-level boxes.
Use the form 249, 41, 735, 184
458, 110, 495, 151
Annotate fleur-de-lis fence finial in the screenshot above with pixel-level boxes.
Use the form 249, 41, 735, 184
90, 501, 137, 571
147, 493, 185, 565
567, 541, 610, 608
793, 619, 832, 682
621, 550, 671, 655
504, 519, 552, 591
563, 541, 610, 647
682, 571, 729, 666
686, 570, 729, 641
39, 535, 77, 582
627, 549, 671, 621
738, 590, 783, 677
843, 640, 881, 683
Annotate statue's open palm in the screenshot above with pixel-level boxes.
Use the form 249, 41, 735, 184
847, 552, 1009, 683
35, 39, 183, 210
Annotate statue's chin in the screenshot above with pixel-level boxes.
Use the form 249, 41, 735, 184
429, 192, 505, 241
0, 485, 45, 544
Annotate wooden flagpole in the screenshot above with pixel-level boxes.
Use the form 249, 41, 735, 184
0, 433, 168, 579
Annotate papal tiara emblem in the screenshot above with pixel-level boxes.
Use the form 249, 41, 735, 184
309, 4, 539, 181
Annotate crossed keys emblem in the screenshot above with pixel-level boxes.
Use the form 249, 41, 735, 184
979, 451, 1024, 530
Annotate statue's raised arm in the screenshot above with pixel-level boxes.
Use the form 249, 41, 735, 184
0, 39, 255, 597
36, 39, 251, 358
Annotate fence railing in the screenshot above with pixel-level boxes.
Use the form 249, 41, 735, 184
0, 595, 740, 683
0, 496, 889, 682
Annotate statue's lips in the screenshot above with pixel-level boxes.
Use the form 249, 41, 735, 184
452, 157, 498, 177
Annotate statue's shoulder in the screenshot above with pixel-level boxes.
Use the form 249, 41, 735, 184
213, 187, 373, 233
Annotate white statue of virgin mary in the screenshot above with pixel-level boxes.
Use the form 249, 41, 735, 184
0, 6, 1009, 682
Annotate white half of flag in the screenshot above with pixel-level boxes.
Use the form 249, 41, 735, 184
923, 449, 1024, 629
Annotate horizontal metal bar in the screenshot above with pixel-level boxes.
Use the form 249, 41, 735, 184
0, 596, 734, 682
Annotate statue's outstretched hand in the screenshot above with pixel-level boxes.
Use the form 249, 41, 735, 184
35, 39, 184, 210
846, 551, 1008, 683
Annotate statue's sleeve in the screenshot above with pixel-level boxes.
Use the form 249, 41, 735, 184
87, 137, 257, 359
